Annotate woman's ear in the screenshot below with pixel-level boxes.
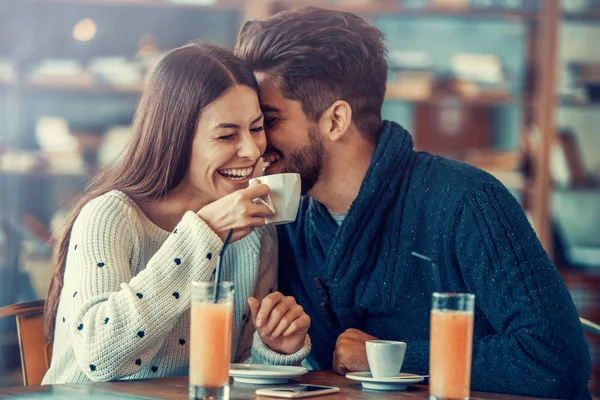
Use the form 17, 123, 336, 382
319, 100, 352, 142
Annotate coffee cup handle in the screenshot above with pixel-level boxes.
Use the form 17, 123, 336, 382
253, 195, 276, 215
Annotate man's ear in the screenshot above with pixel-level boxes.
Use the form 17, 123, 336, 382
319, 100, 352, 142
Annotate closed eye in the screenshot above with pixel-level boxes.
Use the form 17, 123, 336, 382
264, 117, 279, 128
217, 134, 236, 141
250, 126, 265, 134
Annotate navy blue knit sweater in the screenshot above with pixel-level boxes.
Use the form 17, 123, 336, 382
278, 121, 591, 399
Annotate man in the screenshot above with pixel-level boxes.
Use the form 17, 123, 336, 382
235, 7, 591, 399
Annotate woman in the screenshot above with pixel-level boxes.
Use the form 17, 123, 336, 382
42, 43, 310, 384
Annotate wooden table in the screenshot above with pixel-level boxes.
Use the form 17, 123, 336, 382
0, 371, 553, 399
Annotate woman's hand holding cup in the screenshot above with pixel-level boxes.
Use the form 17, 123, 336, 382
197, 183, 275, 242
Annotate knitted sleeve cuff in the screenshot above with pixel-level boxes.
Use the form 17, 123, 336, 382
250, 332, 311, 366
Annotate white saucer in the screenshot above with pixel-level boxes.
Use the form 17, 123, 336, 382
229, 364, 308, 384
345, 372, 425, 391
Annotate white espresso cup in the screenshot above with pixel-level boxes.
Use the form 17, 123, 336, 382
249, 173, 301, 225
366, 340, 407, 379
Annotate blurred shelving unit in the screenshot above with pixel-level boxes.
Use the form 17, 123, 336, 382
554, 7, 600, 391
3, 0, 595, 286
0, 0, 569, 302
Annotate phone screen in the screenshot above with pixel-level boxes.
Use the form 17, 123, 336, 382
271, 385, 332, 393
256, 384, 340, 398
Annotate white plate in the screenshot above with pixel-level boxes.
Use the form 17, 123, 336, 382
229, 364, 308, 384
345, 372, 425, 391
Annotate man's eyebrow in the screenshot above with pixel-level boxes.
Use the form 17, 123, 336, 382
261, 104, 280, 113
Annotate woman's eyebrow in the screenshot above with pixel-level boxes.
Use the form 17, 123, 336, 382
211, 114, 263, 131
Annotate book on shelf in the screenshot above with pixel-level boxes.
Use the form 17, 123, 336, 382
552, 129, 588, 188
464, 149, 524, 189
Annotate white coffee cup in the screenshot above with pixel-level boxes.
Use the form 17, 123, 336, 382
249, 173, 301, 225
366, 340, 407, 379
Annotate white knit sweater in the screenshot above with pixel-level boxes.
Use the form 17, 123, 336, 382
42, 190, 310, 385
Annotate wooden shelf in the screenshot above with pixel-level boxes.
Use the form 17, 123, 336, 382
397, 6, 538, 21
24, 80, 142, 94
32, 0, 244, 11
385, 93, 518, 106
563, 10, 600, 23
277, 0, 538, 21
560, 97, 600, 108
2, 80, 531, 105
0, 80, 143, 95
0, 170, 88, 178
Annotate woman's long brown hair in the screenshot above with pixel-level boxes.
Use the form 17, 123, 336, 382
44, 43, 260, 340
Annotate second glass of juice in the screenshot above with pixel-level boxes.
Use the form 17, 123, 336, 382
189, 281, 234, 400
429, 292, 475, 400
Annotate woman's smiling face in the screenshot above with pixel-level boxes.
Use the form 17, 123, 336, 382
182, 84, 266, 204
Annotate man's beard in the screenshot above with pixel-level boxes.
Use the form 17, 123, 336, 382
282, 126, 323, 195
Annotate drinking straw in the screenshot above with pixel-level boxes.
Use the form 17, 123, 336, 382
411, 251, 442, 293
213, 229, 234, 303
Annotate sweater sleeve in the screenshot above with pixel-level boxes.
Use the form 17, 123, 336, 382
236, 225, 311, 366
402, 184, 591, 399
67, 195, 222, 381
248, 332, 311, 366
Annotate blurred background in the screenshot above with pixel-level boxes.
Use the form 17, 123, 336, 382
0, 0, 599, 394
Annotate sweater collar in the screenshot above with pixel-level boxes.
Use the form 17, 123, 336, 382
309, 120, 415, 280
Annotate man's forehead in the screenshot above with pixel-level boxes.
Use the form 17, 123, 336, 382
261, 104, 280, 114
254, 71, 278, 85
254, 72, 305, 115
255, 72, 285, 94
255, 74, 286, 113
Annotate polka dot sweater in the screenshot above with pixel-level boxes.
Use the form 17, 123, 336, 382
42, 190, 310, 385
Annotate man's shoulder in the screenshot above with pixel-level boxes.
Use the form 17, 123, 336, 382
415, 152, 507, 196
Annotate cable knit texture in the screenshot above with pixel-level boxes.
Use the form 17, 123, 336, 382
278, 121, 591, 399
43, 190, 309, 385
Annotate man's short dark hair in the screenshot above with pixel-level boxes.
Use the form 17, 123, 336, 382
235, 6, 388, 141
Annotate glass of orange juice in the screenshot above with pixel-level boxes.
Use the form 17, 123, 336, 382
429, 292, 475, 400
189, 281, 234, 400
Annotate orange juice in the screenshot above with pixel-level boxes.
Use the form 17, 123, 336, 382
430, 309, 474, 399
189, 302, 233, 388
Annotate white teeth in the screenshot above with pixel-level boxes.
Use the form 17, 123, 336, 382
218, 166, 253, 180
264, 153, 281, 164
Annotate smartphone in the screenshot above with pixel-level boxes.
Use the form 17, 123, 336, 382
255, 384, 340, 398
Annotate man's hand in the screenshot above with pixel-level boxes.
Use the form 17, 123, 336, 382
333, 328, 378, 375
248, 292, 310, 355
